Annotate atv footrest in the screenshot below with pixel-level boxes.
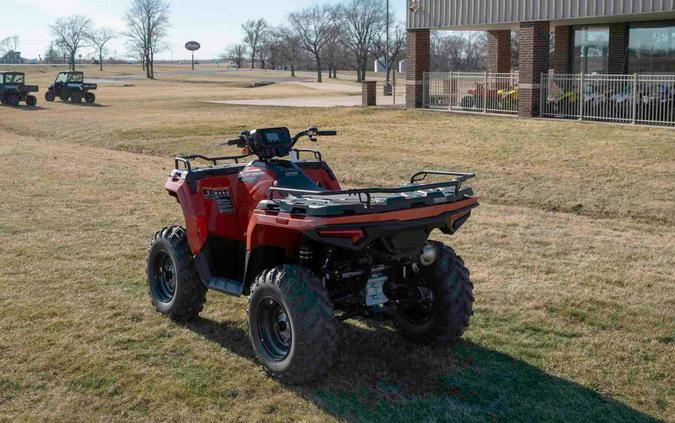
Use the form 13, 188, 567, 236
204, 277, 244, 296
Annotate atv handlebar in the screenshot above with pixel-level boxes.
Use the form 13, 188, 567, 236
290, 127, 337, 147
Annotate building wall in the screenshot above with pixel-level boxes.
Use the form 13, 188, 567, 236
407, 0, 675, 29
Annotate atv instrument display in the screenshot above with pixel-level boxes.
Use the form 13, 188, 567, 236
147, 126, 478, 384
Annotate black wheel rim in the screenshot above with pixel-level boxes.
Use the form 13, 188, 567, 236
257, 297, 292, 361
153, 251, 176, 303
399, 286, 435, 325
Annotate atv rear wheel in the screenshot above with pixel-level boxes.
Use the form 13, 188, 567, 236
6, 94, 19, 107
248, 265, 337, 384
394, 241, 473, 345
146, 225, 206, 321
45, 91, 55, 102
85, 92, 96, 103
25, 95, 37, 107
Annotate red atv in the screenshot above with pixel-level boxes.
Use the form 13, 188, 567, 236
147, 127, 478, 383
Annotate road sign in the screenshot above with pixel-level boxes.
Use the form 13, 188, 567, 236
185, 41, 201, 51
185, 41, 201, 71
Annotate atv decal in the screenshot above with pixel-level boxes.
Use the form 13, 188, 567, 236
203, 187, 234, 214
239, 170, 266, 183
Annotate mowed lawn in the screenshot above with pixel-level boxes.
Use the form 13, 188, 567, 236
0, 65, 673, 422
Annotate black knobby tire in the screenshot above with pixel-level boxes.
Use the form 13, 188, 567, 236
85, 92, 96, 103
146, 225, 206, 321
25, 95, 37, 107
394, 241, 474, 345
7, 94, 19, 107
248, 265, 337, 384
45, 91, 55, 102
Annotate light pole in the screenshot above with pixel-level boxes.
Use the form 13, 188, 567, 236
384, 0, 392, 96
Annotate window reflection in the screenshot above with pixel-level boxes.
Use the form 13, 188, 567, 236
573, 26, 609, 74
628, 22, 675, 74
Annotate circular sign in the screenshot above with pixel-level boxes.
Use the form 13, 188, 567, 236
185, 41, 201, 51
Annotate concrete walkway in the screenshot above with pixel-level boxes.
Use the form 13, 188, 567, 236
208, 95, 402, 108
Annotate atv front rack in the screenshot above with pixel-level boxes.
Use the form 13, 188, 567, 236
174, 153, 253, 171
269, 170, 475, 208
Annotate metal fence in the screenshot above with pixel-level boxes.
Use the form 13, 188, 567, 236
423, 72, 519, 115
541, 73, 675, 126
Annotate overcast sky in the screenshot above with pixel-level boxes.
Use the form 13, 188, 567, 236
2, 0, 406, 61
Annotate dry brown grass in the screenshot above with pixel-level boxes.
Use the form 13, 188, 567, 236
0, 65, 673, 422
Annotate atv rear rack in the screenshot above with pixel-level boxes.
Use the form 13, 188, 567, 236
174, 154, 253, 171
269, 170, 475, 208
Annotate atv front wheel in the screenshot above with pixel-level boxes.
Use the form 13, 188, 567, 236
248, 265, 337, 384
394, 241, 473, 345
45, 91, 55, 102
146, 225, 206, 321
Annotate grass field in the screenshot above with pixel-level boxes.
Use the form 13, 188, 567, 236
0, 64, 673, 422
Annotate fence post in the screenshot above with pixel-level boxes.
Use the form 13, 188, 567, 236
483, 71, 488, 113
579, 73, 585, 120
449, 71, 453, 110
422, 72, 427, 108
632, 73, 638, 124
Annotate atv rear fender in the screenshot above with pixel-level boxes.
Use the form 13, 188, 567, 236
165, 176, 209, 254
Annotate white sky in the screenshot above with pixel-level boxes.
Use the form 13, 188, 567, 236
2, 0, 406, 61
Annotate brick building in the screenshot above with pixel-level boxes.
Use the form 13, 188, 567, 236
406, 0, 675, 117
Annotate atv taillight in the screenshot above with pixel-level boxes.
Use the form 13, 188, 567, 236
318, 229, 364, 244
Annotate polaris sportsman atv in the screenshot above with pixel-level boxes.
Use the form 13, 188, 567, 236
147, 127, 478, 384
0, 72, 38, 107
45, 71, 97, 103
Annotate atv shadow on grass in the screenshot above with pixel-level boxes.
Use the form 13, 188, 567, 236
181, 317, 660, 423
57, 102, 110, 108
0, 105, 47, 111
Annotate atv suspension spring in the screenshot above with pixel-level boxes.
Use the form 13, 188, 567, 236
298, 245, 313, 265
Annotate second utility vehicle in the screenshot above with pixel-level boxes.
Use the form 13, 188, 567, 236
45, 71, 97, 103
0, 72, 38, 107
147, 127, 478, 384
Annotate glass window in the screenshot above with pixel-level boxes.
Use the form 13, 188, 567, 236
572, 26, 609, 74
67, 73, 83, 83
56, 73, 67, 83
628, 21, 675, 74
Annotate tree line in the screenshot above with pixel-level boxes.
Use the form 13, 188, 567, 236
224, 0, 405, 84
3, 0, 490, 80
42, 0, 169, 78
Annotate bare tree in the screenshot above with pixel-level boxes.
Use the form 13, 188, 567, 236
373, 23, 405, 84
266, 26, 305, 76
289, 5, 338, 83
339, 0, 385, 82
0, 36, 20, 55
88, 28, 116, 71
124, 0, 170, 79
242, 18, 268, 69
43, 42, 60, 64
49, 15, 92, 71
224, 44, 246, 68
431, 31, 486, 72
257, 33, 272, 69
